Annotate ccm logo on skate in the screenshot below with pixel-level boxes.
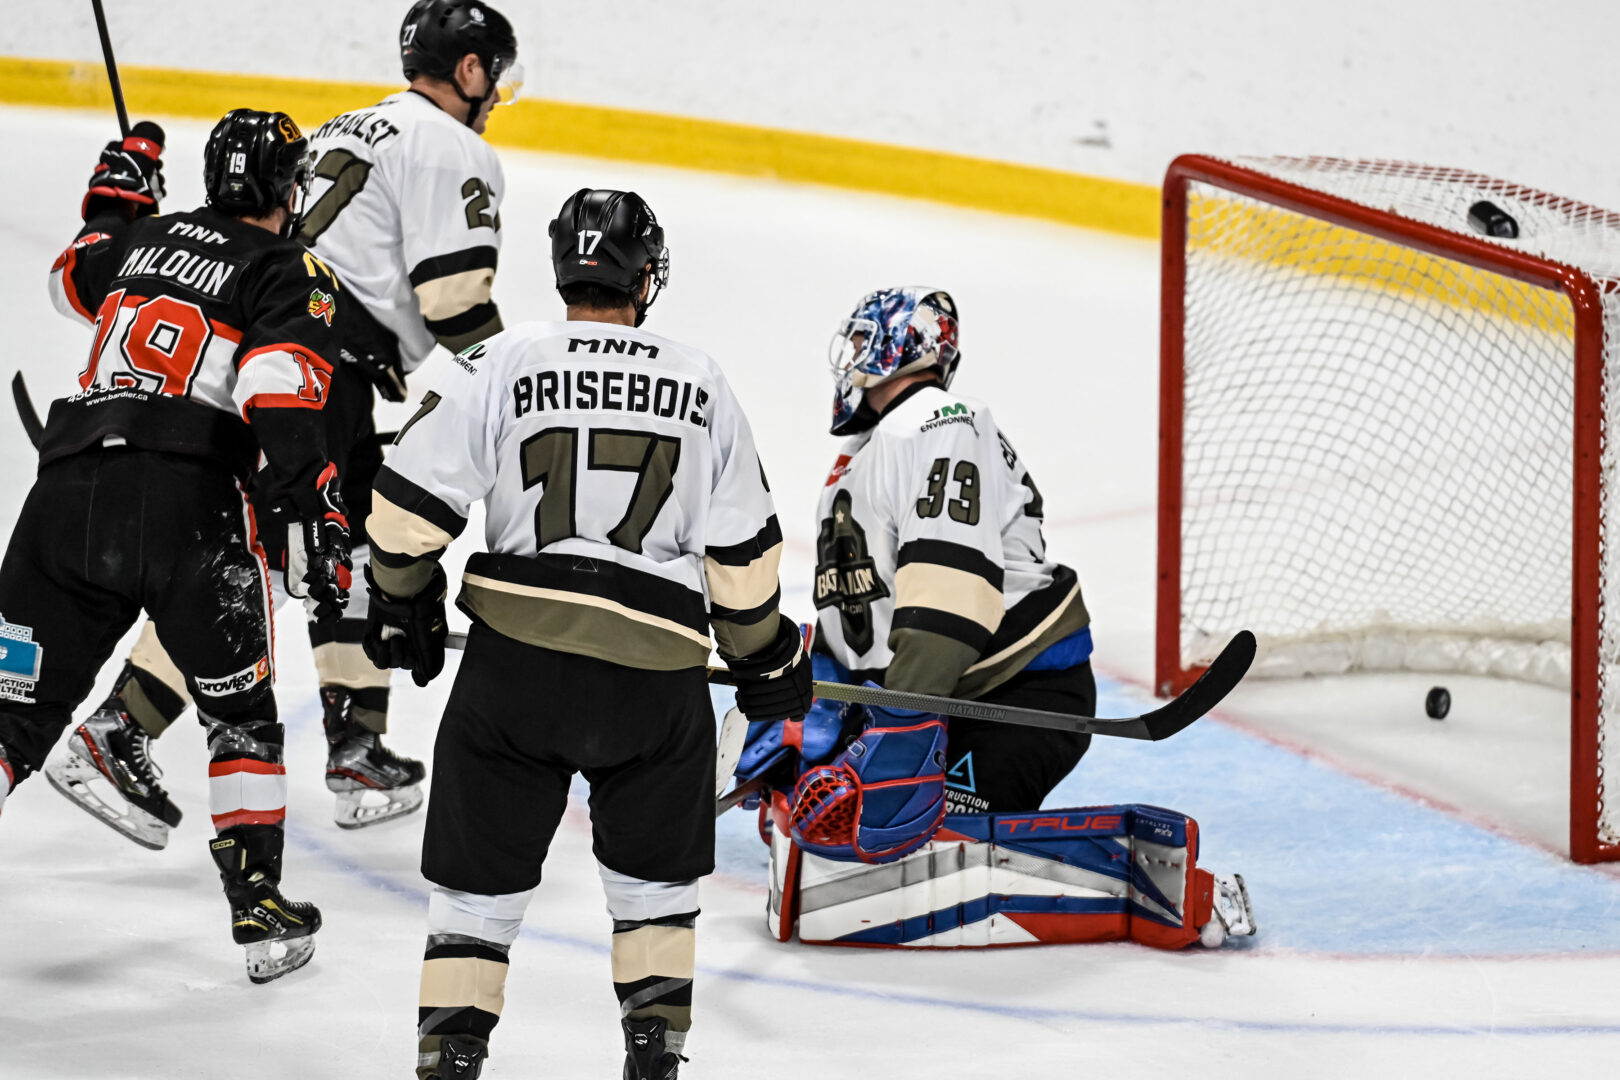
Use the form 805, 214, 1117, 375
195, 657, 271, 697
1000, 813, 1122, 835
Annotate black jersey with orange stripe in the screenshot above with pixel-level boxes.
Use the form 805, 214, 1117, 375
46, 206, 343, 500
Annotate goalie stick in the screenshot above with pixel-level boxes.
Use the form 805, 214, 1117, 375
443, 629, 1256, 743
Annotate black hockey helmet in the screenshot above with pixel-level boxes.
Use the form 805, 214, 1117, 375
203, 109, 310, 225
548, 189, 671, 326
401, 0, 521, 124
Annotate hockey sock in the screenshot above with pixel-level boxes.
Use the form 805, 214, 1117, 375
0, 744, 14, 815
126, 623, 192, 736
600, 867, 699, 1053
312, 639, 391, 734
418, 885, 531, 1080
610, 912, 696, 1055
204, 716, 286, 832
417, 936, 506, 1079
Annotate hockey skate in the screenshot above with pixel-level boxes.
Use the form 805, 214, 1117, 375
1199, 872, 1257, 948
622, 1016, 685, 1080
323, 689, 425, 829
225, 872, 322, 983
45, 698, 182, 850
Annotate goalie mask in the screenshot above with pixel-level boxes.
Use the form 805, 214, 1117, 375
828, 287, 960, 435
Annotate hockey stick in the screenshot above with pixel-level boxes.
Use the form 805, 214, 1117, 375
14, 7, 128, 453
90, 0, 130, 137
716, 777, 764, 817
444, 629, 1256, 743
11, 373, 43, 449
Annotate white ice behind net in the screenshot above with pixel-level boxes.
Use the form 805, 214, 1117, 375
1177, 157, 1620, 843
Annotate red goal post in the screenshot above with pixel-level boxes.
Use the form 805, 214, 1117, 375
1155, 154, 1620, 863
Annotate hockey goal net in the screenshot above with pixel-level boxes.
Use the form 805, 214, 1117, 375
1157, 154, 1620, 862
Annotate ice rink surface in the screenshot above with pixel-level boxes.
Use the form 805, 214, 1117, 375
5, 105, 1620, 1078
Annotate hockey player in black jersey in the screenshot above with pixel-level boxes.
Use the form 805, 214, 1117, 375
46, 1, 524, 835
363, 189, 811, 1078
0, 109, 349, 983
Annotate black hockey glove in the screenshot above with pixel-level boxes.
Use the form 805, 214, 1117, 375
83, 121, 166, 221
362, 563, 448, 687
257, 464, 353, 623
338, 307, 409, 403
729, 615, 814, 724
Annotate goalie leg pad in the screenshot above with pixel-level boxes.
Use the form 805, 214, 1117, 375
789, 717, 947, 863
770, 803, 1239, 949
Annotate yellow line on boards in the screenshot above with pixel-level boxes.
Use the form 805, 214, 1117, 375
0, 56, 1161, 239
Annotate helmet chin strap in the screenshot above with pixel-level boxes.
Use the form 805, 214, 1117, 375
449, 61, 496, 128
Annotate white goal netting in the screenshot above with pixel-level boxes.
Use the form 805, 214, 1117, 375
1171, 157, 1620, 848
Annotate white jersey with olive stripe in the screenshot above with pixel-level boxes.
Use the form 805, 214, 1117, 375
366, 320, 786, 670
300, 90, 505, 368
813, 382, 1088, 698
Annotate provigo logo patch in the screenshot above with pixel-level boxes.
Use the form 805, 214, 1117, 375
195, 656, 270, 697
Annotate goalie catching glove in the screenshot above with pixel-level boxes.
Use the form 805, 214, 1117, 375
789, 689, 948, 864
255, 462, 352, 622
362, 562, 448, 687
727, 615, 814, 725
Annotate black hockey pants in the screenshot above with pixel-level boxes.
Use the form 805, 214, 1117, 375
940, 661, 1096, 814
0, 448, 280, 790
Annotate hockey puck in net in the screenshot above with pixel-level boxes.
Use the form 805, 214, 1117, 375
1425, 686, 1451, 720
1467, 200, 1519, 239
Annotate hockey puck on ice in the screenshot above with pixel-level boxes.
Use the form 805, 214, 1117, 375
1425, 686, 1451, 720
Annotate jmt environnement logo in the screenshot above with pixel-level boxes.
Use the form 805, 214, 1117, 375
921, 402, 975, 433
0, 615, 43, 704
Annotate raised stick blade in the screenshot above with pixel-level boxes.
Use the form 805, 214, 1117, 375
12, 372, 43, 449
1137, 629, 1256, 740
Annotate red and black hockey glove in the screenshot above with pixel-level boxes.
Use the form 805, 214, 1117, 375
362, 562, 448, 687
83, 121, 166, 221
729, 615, 814, 724
258, 463, 353, 622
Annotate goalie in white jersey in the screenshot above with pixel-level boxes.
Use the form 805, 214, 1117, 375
733, 289, 1257, 952
49, 0, 522, 836
799, 287, 1096, 816
361, 189, 811, 1079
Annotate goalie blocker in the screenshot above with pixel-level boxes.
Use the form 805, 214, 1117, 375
762, 797, 1255, 949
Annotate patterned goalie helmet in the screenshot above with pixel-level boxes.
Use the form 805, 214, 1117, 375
828, 287, 959, 435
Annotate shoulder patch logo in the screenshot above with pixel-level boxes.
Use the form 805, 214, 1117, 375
921, 402, 976, 434
307, 288, 335, 326
0, 615, 42, 704
825, 453, 852, 487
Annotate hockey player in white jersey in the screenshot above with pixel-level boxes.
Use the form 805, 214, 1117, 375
47, 0, 521, 837
734, 288, 1257, 950
362, 189, 811, 1078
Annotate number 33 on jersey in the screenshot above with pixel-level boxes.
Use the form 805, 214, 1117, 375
368, 321, 782, 670
813, 383, 1089, 698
